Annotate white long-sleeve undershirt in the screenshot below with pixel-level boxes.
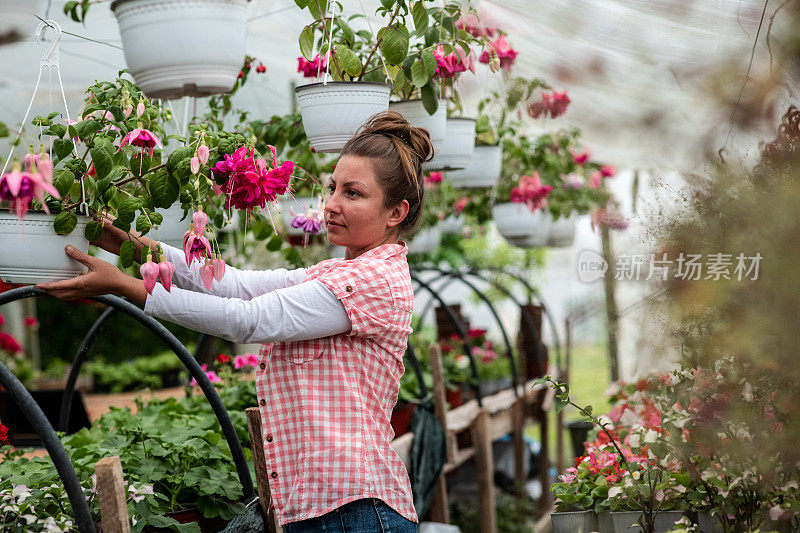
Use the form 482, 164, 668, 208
144, 244, 352, 344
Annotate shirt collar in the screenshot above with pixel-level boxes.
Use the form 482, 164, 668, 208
355, 242, 408, 261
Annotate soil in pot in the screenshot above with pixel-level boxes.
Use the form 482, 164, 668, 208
390, 402, 416, 437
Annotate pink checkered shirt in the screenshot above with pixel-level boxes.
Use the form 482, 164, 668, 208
255, 243, 417, 525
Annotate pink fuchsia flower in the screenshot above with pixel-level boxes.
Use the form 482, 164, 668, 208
562, 172, 584, 189
479, 34, 518, 72
214, 145, 293, 211
211, 256, 226, 282
600, 165, 616, 177
199, 262, 215, 291
590, 171, 603, 188
158, 261, 175, 292
456, 13, 497, 37
0, 331, 21, 353
192, 210, 208, 234
136, 102, 145, 117
453, 196, 470, 213
182, 231, 213, 266
510, 172, 553, 212
297, 54, 328, 77
190, 156, 200, 175
0, 314, 4, 327
549, 91, 571, 118
527, 91, 571, 119
119, 127, 162, 156
591, 205, 629, 232
434, 45, 469, 79
190, 364, 223, 386
234, 353, 260, 369
0, 158, 60, 220
455, 46, 477, 75
139, 260, 159, 295
572, 150, 590, 165
197, 145, 210, 165
424, 172, 443, 188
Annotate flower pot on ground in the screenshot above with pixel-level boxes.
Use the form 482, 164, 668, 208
653, 511, 687, 533
295, 82, 391, 153
167, 507, 229, 533
447, 144, 502, 188
696, 512, 724, 533
407, 225, 442, 255
423, 118, 476, 171
444, 386, 462, 408
0, 212, 90, 284
611, 511, 644, 533
492, 202, 551, 248
546, 210, 579, 248
111, 0, 248, 99
598, 511, 614, 533
478, 376, 512, 397
389, 99, 447, 146
551, 510, 597, 533
390, 401, 416, 437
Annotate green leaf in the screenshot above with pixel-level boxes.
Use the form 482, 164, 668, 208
299, 25, 315, 60
53, 138, 74, 160
42, 124, 67, 138
412, 1, 428, 35
335, 19, 355, 47
53, 169, 75, 198
74, 119, 102, 141
411, 58, 428, 87
148, 170, 179, 209
420, 82, 438, 115
379, 24, 409, 66
136, 214, 152, 235
90, 147, 112, 179
335, 44, 362, 77
267, 235, 283, 251
422, 49, 436, 77
84, 220, 103, 241
129, 153, 152, 177
119, 241, 136, 268
53, 211, 78, 235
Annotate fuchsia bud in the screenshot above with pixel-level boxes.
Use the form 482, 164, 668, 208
124, 105, 133, 118
190, 156, 200, 175
158, 261, 175, 292
197, 145, 209, 165
200, 261, 215, 291
192, 210, 207, 234
140, 261, 160, 295
136, 102, 145, 117
211, 256, 226, 282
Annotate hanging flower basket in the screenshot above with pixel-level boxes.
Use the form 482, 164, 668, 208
438, 215, 464, 235
295, 82, 391, 153
492, 202, 551, 248
407, 225, 442, 255
447, 144, 502, 188
388, 98, 447, 147
546, 211, 578, 248
111, 0, 248, 99
423, 118, 476, 172
0, 212, 90, 284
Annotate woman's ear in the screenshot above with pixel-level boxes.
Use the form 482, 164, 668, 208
386, 199, 410, 229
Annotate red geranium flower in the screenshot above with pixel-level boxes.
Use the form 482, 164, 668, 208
216, 353, 231, 365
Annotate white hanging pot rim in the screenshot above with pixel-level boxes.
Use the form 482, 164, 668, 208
295, 81, 392, 92
111, 0, 250, 8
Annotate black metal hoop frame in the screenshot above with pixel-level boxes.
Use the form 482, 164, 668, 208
0, 287, 256, 532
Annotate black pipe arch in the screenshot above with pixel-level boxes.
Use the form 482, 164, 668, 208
0, 287, 256, 532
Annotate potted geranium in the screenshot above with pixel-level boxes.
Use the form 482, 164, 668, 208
0, 75, 294, 286
492, 170, 554, 248
65, 0, 249, 99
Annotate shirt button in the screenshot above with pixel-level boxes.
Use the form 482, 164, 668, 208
259, 362, 266, 370
345, 285, 353, 293
259, 399, 266, 406
266, 435, 273, 442
271, 471, 278, 479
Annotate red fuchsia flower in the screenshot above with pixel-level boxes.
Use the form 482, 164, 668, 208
213, 145, 293, 211
434, 45, 469, 79
119, 127, 162, 156
158, 260, 175, 292
0, 157, 60, 220
139, 260, 159, 295
527, 91, 571, 119
527, 92, 551, 119
216, 353, 231, 365
549, 91, 571, 118
24, 316, 38, 328
600, 165, 616, 177
297, 54, 328, 77
197, 145, 210, 165
237, 71, 243, 79
0, 314, 4, 327
590, 171, 603, 188
256, 64, 267, 74
510, 172, 553, 212
0, 331, 21, 353
453, 196, 470, 213
572, 150, 590, 165
211, 255, 226, 282
199, 261, 215, 291
468, 328, 486, 338
479, 34, 518, 72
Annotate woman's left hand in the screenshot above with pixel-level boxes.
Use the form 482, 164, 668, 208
35, 245, 147, 305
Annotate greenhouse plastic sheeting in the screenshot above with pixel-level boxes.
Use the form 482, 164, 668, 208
409, 399, 447, 518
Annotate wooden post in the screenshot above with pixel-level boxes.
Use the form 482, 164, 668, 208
94, 456, 131, 533
428, 344, 451, 523
537, 401, 551, 515
245, 407, 280, 533
512, 397, 526, 489
557, 316, 572, 475
472, 409, 496, 533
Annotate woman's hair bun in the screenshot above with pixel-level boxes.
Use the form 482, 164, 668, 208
360, 111, 434, 163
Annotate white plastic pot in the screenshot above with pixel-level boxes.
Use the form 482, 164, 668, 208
423, 118, 476, 172
0, 212, 90, 284
295, 81, 391, 153
388, 98, 447, 146
447, 144, 502, 189
407, 226, 442, 255
438, 215, 464, 235
111, 0, 248, 100
696, 512, 724, 533
0, 0, 44, 44
551, 511, 597, 533
492, 202, 551, 248
546, 211, 578, 248
280, 196, 323, 237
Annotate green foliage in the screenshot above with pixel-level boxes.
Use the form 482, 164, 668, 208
85, 351, 185, 393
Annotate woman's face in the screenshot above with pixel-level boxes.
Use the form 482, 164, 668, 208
324, 155, 408, 258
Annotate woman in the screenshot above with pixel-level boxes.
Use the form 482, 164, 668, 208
37, 112, 433, 532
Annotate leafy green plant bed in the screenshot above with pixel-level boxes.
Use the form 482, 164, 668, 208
86, 351, 186, 393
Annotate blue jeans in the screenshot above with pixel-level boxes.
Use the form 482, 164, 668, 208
283, 498, 418, 533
